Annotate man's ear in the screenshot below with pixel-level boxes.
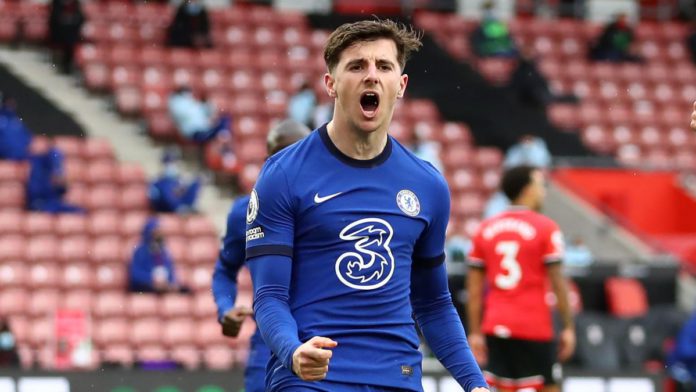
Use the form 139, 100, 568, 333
397, 73, 408, 99
324, 73, 336, 98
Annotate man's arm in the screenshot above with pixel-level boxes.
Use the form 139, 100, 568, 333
212, 199, 252, 336
465, 266, 487, 366
547, 262, 575, 361
411, 262, 489, 392
249, 254, 336, 380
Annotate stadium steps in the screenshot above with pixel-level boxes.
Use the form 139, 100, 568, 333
545, 181, 657, 263
0, 46, 232, 232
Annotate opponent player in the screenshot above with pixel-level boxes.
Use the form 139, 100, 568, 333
212, 119, 311, 392
466, 165, 575, 392
246, 19, 489, 392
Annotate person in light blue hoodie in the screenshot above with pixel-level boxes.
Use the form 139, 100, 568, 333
168, 86, 230, 143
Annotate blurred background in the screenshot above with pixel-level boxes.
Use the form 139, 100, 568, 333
1, 0, 696, 391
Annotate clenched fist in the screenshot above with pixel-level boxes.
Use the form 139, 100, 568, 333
292, 336, 338, 381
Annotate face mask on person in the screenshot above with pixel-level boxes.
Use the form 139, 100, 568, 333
164, 163, 179, 178
0, 332, 14, 350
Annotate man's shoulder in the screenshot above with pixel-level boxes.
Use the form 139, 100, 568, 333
392, 138, 448, 188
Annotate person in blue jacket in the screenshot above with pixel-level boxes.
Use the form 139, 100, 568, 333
211, 119, 310, 392
0, 95, 33, 161
128, 217, 186, 294
148, 148, 202, 213
668, 311, 696, 391
26, 143, 84, 213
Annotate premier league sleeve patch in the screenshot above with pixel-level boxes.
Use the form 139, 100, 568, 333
396, 189, 420, 217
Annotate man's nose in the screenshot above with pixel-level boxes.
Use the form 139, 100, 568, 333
364, 63, 379, 84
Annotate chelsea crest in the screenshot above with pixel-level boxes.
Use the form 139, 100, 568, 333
247, 189, 259, 224
396, 190, 420, 217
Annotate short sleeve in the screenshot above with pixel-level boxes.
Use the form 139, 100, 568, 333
543, 220, 564, 264
467, 228, 486, 269
412, 177, 450, 269
245, 160, 295, 260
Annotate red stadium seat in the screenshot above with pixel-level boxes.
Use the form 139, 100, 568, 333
0, 161, 28, 182
61, 289, 94, 312
0, 288, 28, 317
0, 181, 25, 209
119, 184, 149, 211
101, 343, 135, 368
605, 277, 648, 318
83, 138, 115, 161
94, 263, 126, 291
93, 291, 127, 318
171, 345, 201, 370
189, 266, 213, 292
163, 318, 195, 347
193, 292, 217, 319
93, 318, 129, 346
0, 262, 27, 288
60, 263, 92, 289
85, 185, 119, 211
28, 316, 54, 348
135, 344, 169, 362
474, 147, 503, 169
88, 211, 119, 237
26, 235, 59, 263
116, 164, 146, 185
128, 294, 159, 318
161, 294, 193, 319
83, 62, 110, 92
55, 214, 87, 236
58, 236, 90, 264
0, 210, 22, 235
28, 288, 61, 316
157, 214, 184, 237
22, 212, 55, 235
28, 262, 60, 289
131, 317, 162, 346
120, 211, 148, 238
203, 345, 235, 370
186, 236, 220, 266
90, 235, 123, 264
0, 235, 25, 262
53, 137, 82, 158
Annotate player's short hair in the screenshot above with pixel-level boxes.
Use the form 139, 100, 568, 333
501, 165, 539, 202
267, 119, 311, 156
323, 19, 423, 74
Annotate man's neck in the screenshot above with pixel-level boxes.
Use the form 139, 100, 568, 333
326, 119, 388, 160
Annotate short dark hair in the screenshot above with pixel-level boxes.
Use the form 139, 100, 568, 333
323, 19, 423, 73
266, 119, 311, 156
501, 165, 538, 202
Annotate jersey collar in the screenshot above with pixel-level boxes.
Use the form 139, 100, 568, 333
318, 124, 392, 168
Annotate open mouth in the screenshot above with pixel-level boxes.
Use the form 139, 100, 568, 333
360, 92, 380, 117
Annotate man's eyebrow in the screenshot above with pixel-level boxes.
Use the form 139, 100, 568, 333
344, 58, 365, 67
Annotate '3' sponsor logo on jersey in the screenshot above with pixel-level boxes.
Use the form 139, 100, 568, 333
335, 218, 395, 290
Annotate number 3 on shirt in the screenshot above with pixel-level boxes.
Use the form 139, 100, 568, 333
494, 241, 521, 290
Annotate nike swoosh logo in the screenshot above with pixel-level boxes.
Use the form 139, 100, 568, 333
314, 192, 343, 203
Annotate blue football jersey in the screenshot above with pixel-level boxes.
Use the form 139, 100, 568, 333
246, 125, 450, 391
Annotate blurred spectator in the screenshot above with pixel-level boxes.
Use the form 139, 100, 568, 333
667, 311, 696, 392
445, 234, 471, 275
148, 149, 201, 214
128, 218, 188, 294
0, 95, 33, 161
564, 236, 594, 267
167, 0, 212, 48
0, 317, 19, 367
483, 191, 509, 219
410, 125, 444, 172
589, 13, 643, 63
312, 95, 334, 129
470, 0, 518, 58
168, 86, 231, 144
508, 50, 578, 108
48, 0, 85, 73
26, 144, 84, 213
504, 134, 552, 168
287, 82, 317, 128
